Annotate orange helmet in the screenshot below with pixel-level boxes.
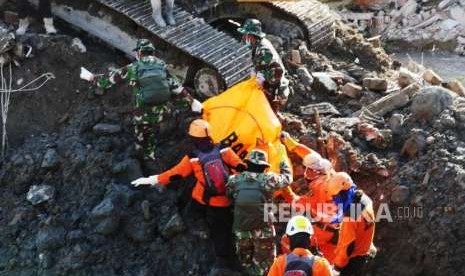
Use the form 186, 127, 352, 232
325, 172, 354, 196
188, 119, 211, 138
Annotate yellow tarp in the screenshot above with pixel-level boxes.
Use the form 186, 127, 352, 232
202, 77, 287, 174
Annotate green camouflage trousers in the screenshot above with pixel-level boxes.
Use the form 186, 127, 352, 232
133, 99, 189, 161
235, 226, 276, 276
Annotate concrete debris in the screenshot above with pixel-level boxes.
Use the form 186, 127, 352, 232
159, 212, 186, 238
296, 67, 314, 87
422, 69, 443, 85
300, 102, 340, 116
447, 79, 465, 97
410, 86, 456, 121
41, 148, 60, 169
27, 185, 55, 205
358, 83, 421, 117
363, 77, 388, 92
341, 83, 363, 98
398, 68, 418, 88
401, 130, 427, 158
312, 72, 338, 93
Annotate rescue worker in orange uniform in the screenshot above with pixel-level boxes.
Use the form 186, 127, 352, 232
281, 172, 356, 263
131, 119, 246, 272
268, 215, 332, 276
333, 190, 376, 276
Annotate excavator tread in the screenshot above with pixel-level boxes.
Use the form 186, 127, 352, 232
268, 0, 335, 49
96, 0, 253, 87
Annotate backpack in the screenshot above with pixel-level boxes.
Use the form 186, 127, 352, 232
136, 60, 171, 105
194, 145, 229, 202
232, 173, 267, 231
284, 253, 314, 276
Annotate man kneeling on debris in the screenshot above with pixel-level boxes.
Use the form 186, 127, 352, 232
131, 119, 247, 273
87, 39, 202, 164
227, 149, 292, 275
268, 215, 333, 276
332, 190, 376, 276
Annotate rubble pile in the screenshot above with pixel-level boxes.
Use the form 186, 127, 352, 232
338, 0, 465, 54
0, 9, 464, 276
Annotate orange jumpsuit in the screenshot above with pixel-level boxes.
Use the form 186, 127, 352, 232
333, 207, 375, 270
268, 248, 332, 276
158, 146, 245, 207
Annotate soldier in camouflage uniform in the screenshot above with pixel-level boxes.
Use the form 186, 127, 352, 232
238, 19, 290, 113
93, 39, 201, 162
227, 149, 292, 275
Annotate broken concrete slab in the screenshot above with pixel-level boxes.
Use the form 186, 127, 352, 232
363, 77, 388, 92
341, 83, 363, 98
357, 83, 421, 117
322, 117, 361, 134
300, 102, 340, 116
296, 67, 314, 87
312, 72, 338, 93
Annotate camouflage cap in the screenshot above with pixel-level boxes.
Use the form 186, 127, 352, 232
246, 149, 270, 167
237, 19, 266, 38
133, 39, 155, 51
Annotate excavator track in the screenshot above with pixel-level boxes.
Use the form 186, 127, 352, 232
268, 0, 335, 49
95, 0, 253, 88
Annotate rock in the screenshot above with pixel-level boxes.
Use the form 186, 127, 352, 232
312, 72, 338, 93
363, 77, 388, 92
159, 212, 185, 238
26, 185, 55, 205
447, 80, 465, 97
124, 216, 156, 242
401, 130, 427, 158
36, 227, 66, 251
141, 200, 151, 220
90, 197, 116, 220
391, 185, 410, 203
411, 86, 456, 121
296, 67, 313, 87
389, 113, 404, 134
95, 218, 120, 235
41, 148, 59, 169
341, 83, 363, 98
458, 36, 465, 44
92, 123, 121, 135
398, 68, 417, 88
422, 69, 443, 85
71, 38, 87, 53
439, 112, 456, 128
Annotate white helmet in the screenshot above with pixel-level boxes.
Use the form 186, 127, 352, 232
286, 215, 314, 236
314, 158, 333, 173
302, 151, 322, 169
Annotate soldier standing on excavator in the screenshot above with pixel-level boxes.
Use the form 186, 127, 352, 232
238, 18, 290, 113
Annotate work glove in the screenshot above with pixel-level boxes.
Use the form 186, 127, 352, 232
280, 131, 290, 143
256, 72, 265, 86
191, 99, 203, 113
131, 175, 159, 187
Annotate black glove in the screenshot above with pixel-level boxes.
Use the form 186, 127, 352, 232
235, 163, 247, 172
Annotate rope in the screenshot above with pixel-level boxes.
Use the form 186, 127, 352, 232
0, 64, 54, 159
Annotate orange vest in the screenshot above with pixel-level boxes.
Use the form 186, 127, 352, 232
158, 146, 244, 207
268, 248, 332, 276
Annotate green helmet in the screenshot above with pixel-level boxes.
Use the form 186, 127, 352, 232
133, 39, 155, 52
237, 19, 266, 38
246, 149, 270, 167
